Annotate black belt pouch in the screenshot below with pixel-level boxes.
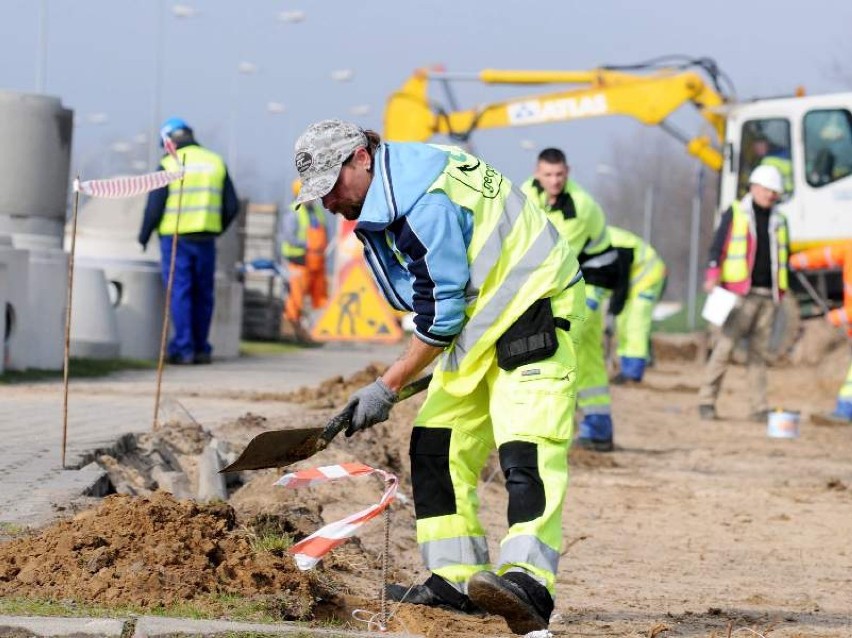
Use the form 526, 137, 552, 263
496, 298, 558, 371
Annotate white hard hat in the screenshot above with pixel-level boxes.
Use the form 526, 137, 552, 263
748, 164, 784, 194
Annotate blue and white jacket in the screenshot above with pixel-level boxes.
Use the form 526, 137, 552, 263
356, 142, 473, 347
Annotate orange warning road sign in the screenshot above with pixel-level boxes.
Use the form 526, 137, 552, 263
311, 263, 403, 343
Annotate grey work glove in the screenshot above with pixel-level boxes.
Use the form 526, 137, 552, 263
344, 378, 397, 437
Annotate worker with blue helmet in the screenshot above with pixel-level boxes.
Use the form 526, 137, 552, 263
159, 117, 192, 142
139, 117, 240, 365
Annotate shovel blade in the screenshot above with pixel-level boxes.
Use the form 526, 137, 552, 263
221, 374, 433, 473
220, 426, 324, 472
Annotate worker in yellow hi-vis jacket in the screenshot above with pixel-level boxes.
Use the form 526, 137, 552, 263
522, 147, 629, 452
606, 226, 667, 384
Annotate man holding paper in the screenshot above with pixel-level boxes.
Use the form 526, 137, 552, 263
697, 165, 790, 421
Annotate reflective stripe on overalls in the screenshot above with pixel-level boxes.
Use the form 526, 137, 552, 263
411, 146, 585, 593
159, 146, 226, 235
577, 287, 611, 415
839, 361, 852, 401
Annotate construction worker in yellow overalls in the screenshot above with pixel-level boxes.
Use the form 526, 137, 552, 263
280, 179, 328, 339
607, 226, 667, 384
790, 244, 852, 423
522, 148, 628, 452
292, 119, 586, 634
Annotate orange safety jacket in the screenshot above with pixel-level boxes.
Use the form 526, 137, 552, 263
790, 244, 852, 329
281, 202, 328, 270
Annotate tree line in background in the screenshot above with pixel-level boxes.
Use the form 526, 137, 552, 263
593, 128, 719, 303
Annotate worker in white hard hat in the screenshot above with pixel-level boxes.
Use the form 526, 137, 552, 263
698, 164, 790, 421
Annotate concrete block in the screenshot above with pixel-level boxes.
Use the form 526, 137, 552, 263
0, 616, 124, 636
196, 440, 227, 502
0, 237, 31, 371
70, 265, 120, 360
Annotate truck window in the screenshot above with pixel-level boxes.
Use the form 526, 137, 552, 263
804, 109, 852, 187
737, 118, 793, 198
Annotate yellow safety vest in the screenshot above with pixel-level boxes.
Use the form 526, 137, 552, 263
281, 202, 327, 260
428, 146, 582, 396
607, 226, 666, 294
520, 177, 610, 256
159, 145, 227, 235
720, 199, 789, 298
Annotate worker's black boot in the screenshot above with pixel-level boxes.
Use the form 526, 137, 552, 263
698, 404, 717, 421
385, 574, 480, 614
193, 351, 212, 365
573, 436, 615, 452
468, 570, 553, 635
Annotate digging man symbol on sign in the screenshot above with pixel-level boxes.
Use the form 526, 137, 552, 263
337, 289, 361, 335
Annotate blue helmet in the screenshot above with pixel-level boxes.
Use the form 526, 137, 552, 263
159, 117, 191, 140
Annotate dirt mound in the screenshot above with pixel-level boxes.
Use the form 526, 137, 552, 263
248, 364, 390, 408
570, 447, 620, 469
789, 317, 847, 366
652, 332, 706, 363
0, 492, 334, 618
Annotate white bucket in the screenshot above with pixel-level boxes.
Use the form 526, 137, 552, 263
767, 410, 800, 438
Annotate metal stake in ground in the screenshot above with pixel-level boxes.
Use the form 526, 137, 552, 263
380, 506, 390, 630
61, 176, 82, 469
152, 157, 186, 431
794, 270, 832, 316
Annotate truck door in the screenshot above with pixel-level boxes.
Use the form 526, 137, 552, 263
736, 118, 793, 200
799, 108, 852, 249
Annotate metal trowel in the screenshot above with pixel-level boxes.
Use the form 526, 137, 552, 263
220, 373, 432, 473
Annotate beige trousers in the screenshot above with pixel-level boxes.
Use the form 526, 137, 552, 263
698, 291, 778, 413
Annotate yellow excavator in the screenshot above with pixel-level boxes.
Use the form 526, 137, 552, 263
385, 56, 729, 172
383, 56, 852, 266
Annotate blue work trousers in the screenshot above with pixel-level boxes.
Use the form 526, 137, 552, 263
160, 236, 216, 361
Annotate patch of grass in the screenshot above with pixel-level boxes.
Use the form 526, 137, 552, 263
654, 297, 708, 333
247, 531, 295, 556
0, 595, 282, 624
0, 597, 356, 636
0, 522, 30, 543
0, 597, 137, 617
0, 522, 28, 536
239, 340, 300, 357
149, 593, 282, 622
0, 358, 155, 384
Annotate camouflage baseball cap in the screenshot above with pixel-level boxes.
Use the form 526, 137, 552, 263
293, 119, 368, 204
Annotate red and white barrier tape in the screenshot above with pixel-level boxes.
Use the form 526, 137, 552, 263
73, 171, 184, 199
275, 462, 398, 571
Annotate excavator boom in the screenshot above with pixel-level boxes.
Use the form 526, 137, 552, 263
384, 65, 729, 171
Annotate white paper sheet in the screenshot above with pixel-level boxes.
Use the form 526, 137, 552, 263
701, 286, 738, 327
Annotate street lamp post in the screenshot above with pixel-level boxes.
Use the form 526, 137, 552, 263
227, 61, 259, 171
642, 184, 654, 247
35, 0, 48, 93
686, 167, 705, 330
277, 10, 306, 23
150, 2, 199, 167
597, 163, 654, 243
73, 113, 110, 177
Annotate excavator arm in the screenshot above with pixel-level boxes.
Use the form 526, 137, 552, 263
384, 64, 730, 171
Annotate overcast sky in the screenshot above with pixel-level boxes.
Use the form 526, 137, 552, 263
2, 0, 851, 201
